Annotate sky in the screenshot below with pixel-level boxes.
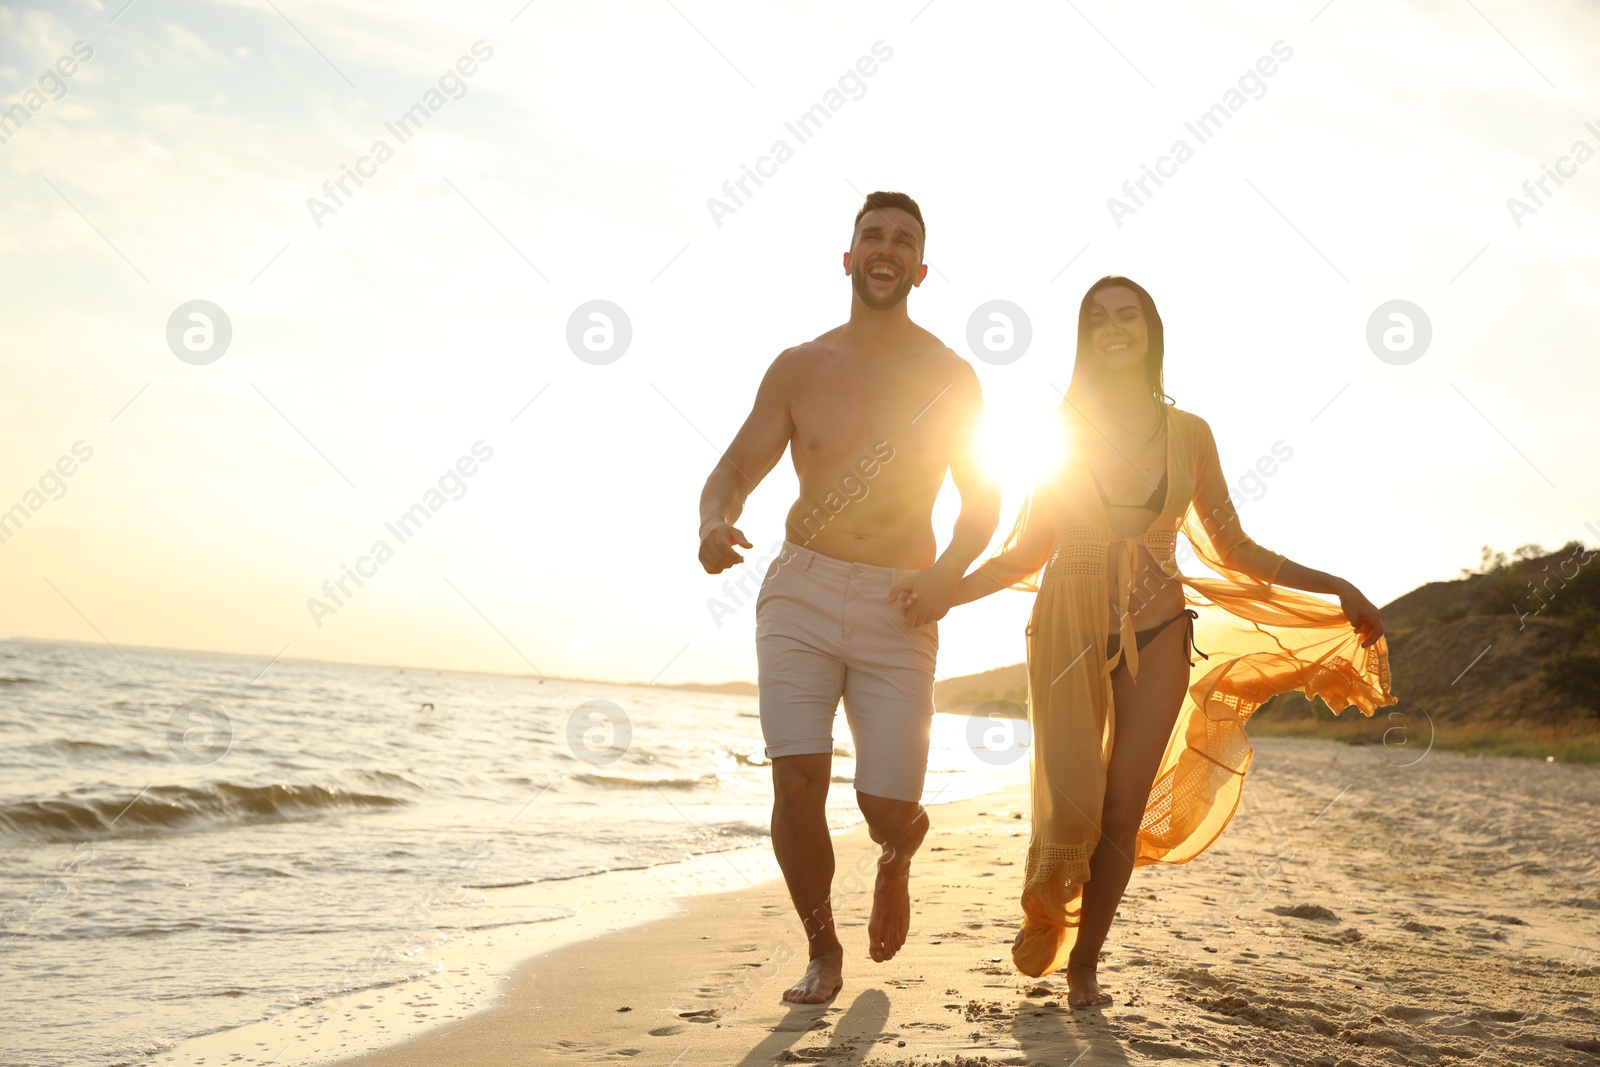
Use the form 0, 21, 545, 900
1, 0, 1597, 688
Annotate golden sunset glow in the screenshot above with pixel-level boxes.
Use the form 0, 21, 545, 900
978, 408, 1070, 499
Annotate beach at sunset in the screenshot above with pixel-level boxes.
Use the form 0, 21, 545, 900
6, 0, 1600, 1065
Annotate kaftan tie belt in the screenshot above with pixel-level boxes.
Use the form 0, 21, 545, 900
1103, 537, 1210, 681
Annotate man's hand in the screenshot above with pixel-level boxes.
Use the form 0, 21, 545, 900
1335, 580, 1386, 648
888, 562, 960, 628
699, 521, 753, 574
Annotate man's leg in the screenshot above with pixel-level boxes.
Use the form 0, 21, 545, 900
856, 790, 929, 962
757, 550, 849, 1003
842, 565, 939, 964
771, 753, 843, 1002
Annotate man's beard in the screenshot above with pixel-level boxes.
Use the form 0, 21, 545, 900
851, 265, 915, 311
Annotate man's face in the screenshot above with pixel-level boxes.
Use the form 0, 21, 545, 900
844, 207, 926, 311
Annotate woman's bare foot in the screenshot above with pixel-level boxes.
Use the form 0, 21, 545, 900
1065, 958, 1113, 1008
782, 949, 843, 1004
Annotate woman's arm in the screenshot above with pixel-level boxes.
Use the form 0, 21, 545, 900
898, 482, 1058, 617
951, 568, 1005, 607
1190, 417, 1384, 647
1273, 559, 1386, 648
1189, 422, 1289, 585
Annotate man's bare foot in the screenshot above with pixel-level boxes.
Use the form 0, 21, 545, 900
782, 950, 843, 1004
1065, 959, 1113, 1008
868, 856, 913, 962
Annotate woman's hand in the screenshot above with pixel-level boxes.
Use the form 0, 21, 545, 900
889, 561, 961, 628
1336, 581, 1386, 648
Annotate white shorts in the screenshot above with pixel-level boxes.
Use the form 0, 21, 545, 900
754, 541, 939, 803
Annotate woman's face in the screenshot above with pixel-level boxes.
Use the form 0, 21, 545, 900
1084, 285, 1149, 371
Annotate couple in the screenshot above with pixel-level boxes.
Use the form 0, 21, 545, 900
695, 191, 1395, 1008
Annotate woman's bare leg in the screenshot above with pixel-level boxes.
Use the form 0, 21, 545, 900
1067, 618, 1192, 1006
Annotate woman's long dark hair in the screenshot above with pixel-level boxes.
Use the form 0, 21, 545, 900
1061, 275, 1174, 449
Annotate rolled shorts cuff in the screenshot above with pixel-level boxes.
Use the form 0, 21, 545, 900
763, 739, 835, 761
848, 775, 926, 804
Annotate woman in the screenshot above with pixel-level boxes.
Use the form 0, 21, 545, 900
940, 276, 1396, 1006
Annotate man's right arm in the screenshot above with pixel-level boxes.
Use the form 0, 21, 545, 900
697, 350, 799, 574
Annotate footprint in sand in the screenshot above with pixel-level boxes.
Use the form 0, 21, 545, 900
1267, 903, 1339, 921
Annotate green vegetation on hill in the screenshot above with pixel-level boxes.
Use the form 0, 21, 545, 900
934, 662, 1029, 715
1256, 540, 1600, 763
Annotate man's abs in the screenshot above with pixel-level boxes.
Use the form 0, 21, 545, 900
783, 504, 939, 570
777, 335, 967, 569
783, 437, 951, 569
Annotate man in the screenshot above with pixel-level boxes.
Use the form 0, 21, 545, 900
697, 191, 1000, 1004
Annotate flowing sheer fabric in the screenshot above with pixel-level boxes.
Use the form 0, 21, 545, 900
975, 403, 1396, 979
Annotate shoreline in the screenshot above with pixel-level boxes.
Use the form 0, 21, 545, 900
321, 785, 1037, 1067
148, 777, 1021, 1067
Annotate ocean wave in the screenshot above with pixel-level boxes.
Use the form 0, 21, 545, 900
718, 748, 770, 767
462, 864, 651, 889
568, 772, 719, 790
354, 769, 427, 792
0, 675, 41, 686
19, 738, 164, 763
0, 781, 411, 844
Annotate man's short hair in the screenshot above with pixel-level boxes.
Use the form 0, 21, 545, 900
852, 191, 925, 246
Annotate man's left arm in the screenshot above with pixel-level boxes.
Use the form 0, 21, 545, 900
889, 365, 1000, 627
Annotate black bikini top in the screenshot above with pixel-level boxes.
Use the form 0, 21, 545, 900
1090, 466, 1169, 512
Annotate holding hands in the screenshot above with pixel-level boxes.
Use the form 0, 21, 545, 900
888, 561, 961, 629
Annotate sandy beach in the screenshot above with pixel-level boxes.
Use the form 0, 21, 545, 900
305, 737, 1600, 1067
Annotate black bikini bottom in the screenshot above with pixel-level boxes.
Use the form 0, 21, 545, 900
1106, 607, 1210, 670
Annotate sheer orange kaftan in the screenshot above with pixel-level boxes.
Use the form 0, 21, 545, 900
974, 403, 1396, 979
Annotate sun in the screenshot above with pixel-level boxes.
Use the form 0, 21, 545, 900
977, 409, 1071, 496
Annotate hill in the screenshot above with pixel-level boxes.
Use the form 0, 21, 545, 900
934, 662, 1028, 713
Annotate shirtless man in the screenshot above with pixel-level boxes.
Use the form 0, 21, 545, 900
697, 192, 1000, 1004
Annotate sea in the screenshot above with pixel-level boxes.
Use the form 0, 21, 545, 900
0, 639, 1028, 1067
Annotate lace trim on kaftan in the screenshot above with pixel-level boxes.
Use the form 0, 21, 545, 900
1043, 525, 1110, 579
1021, 841, 1094, 896
1041, 525, 1178, 583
